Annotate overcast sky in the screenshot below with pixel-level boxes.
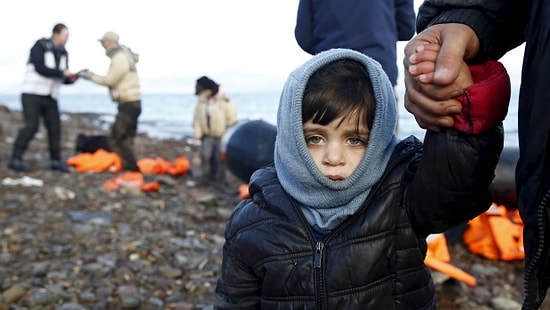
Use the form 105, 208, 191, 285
0, 0, 316, 93
1, 0, 523, 94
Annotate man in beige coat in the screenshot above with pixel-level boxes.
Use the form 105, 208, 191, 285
79, 31, 141, 171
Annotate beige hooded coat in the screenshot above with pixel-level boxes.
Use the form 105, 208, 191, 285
90, 45, 141, 103
193, 92, 238, 139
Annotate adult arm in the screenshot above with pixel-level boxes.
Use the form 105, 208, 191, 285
417, 0, 529, 61
62, 53, 77, 84
89, 52, 129, 87
30, 40, 65, 79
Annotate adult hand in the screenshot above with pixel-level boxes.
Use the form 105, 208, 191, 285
78, 69, 94, 80
63, 70, 78, 83
403, 23, 480, 131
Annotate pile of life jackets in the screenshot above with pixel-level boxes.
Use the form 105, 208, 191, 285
66, 150, 190, 192
462, 203, 524, 261
66, 149, 122, 173
425, 203, 524, 286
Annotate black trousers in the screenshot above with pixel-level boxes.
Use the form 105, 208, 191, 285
12, 93, 62, 161
111, 101, 141, 171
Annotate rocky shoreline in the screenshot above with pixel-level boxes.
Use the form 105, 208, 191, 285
0, 105, 548, 309
0, 106, 239, 310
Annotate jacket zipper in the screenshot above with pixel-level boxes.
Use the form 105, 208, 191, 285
310, 141, 415, 308
308, 147, 411, 310
523, 187, 550, 309
297, 140, 416, 309
314, 241, 325, 310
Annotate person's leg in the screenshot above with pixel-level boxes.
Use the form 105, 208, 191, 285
42, 96, 68, 172
212, 138, 227, 182
8, 94, 42, 171
110, 102, 141, 171
210, 138, 219, 177
200, 136, 216, 181
42, 96, 61, 160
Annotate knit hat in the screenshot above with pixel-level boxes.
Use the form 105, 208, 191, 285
196, 76, 219, 96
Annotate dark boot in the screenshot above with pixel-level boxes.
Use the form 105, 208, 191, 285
7, 158, 30, 172
50, 160, 69, 173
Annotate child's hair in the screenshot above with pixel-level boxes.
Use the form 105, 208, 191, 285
302, 58, 376, 131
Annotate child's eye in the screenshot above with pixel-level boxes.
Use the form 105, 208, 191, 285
348, 136, 367, 146
306, 135, 324, 145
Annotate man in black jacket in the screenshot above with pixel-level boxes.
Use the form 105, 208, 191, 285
403, 1, 549, 309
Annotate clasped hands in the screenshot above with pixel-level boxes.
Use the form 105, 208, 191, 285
404, 23, 510, 134
77, 69, 95, 80
61, 68, 95, 82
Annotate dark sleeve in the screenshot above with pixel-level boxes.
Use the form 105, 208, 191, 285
215, 201, 262, 309
29, 40, 65, 79
294, 0, 316, 55
407, 125, 504, 236
416, 0, 531, 61
395, 0, 416, 41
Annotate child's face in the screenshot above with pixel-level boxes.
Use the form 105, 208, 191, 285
303, 114, 369, 181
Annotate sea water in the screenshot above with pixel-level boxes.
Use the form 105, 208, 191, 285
0, 89, 519, 148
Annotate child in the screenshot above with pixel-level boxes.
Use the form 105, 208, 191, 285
215, 48, 509, 309
192, 76, 238, 185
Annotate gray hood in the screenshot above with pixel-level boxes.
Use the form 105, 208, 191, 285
273, 48, 398, 233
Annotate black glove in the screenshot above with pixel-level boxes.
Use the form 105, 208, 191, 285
78, 69, 94, 80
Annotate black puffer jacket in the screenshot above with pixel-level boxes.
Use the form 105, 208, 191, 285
215, 127, 503, 309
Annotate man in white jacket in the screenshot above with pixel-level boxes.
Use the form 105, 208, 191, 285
8, 23, 78, 172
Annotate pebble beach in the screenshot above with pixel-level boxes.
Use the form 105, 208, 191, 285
0, 105, 240, 309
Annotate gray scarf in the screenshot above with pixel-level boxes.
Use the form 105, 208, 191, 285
274, 49, 398, 234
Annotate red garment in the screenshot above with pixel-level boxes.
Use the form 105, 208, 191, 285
453, 60, 511, 134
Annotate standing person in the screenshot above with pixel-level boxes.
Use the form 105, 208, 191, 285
215, 48, 509, 308
294, 0, 415, 88
402, 2, 548, 308
78, 31, 141, 172
192, 76, 237, 186
8, 23, 78, 172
